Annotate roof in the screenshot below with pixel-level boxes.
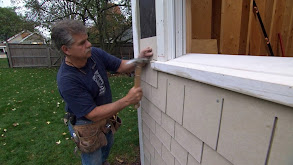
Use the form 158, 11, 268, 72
7, 30, 29, 42
7, 30, 46, 44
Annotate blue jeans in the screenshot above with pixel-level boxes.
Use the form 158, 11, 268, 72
68, 119, 114, 165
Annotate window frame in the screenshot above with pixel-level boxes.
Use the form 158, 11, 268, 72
133, 0, 293, 107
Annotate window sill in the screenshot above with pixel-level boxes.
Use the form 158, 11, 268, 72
151, 54, 293, 108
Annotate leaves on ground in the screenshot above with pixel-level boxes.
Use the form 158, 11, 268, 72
116, 157, 124, 163
12, 123, 19, 127
56, 140, 61, 145
0, 69, 138, 164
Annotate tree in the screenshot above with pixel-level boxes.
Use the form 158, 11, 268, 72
0, 7, 37, 41
20, 0, 132, 53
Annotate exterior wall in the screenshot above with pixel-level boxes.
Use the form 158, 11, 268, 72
139, 37, 293, 165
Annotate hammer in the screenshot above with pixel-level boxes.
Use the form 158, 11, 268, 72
126, 58, 150, 108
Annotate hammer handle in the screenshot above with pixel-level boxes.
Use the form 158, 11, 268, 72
134, 64, 142, 108
134, 64, 142, 88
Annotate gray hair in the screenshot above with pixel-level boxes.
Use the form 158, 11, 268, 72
51, 19, 87, 51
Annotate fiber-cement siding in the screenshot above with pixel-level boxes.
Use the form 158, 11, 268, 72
140, 69, 293, 165
138, 36, 293, 165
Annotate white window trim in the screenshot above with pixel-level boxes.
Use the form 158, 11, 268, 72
152, 0, 293, 108
132, 0, 140, 59
131, 1, 144, 165
156, 0, 172, 61
155, 0, 185, 60
151, 54, 293, 108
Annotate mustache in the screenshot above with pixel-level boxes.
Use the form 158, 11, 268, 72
86, 48, 91, 53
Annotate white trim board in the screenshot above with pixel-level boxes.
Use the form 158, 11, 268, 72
151, 54, 293, 108
131, 0, 140, 58
131, 0, 144, 164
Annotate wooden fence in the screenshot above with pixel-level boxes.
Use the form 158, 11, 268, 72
6, 43, 133, 68
6, 44, 63, 68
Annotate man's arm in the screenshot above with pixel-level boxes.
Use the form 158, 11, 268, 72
116, 60, 135, 73
85, 86, 142, 122
117, 47, 153, 73
86, 47, 153, 121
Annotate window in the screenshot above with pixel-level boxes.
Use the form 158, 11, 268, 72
157, 0, 293, 59
150, 0, 293, 107
139, 0, 156, 39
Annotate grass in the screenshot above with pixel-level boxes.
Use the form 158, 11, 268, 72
0, 58, 9, 68
0, 68, 139, 164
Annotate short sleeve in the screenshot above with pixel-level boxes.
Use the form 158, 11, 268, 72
91, 48, 122, 72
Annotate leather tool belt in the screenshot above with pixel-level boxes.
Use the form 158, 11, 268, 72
64, 113, 122, 153
73, 119, 108, 153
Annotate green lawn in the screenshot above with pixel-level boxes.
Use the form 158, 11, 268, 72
0, 68, 139, 164
0, 58, 9, 68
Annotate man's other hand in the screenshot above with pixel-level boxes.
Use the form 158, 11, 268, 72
139, 47, 153, 58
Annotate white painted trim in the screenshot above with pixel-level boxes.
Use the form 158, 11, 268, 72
156, 0, 167, 61
131, 0, 144, 164
182, 0, 187, 55
156, 0, 177, 61
137, 106, 144, 165
151, 54, 293, 108
167, 0, 176, 60
132, 0, 140, 58
175, 0, 184, 58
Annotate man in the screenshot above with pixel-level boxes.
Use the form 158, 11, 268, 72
51, 19, 152, 165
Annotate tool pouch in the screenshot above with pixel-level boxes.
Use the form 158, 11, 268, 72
108, 115, 122, 134
64, 112, 76, 126
72, 119, 108, 153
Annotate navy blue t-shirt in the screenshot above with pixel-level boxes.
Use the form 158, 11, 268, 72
57, 47, 122, 119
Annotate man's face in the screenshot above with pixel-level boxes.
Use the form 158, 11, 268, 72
65, 33, 92, 60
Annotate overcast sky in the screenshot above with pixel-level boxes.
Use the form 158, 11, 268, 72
0, 0, 126, 39
0, 0, 12, 7
0, 0, 51, 38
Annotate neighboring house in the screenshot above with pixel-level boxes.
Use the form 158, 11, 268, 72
120, 28, 133, 43
0, 43, 6, 55
102, 28, 133, 44
132, 0, 293, 165
2, 31, 46, 56
7, 30, 46, 44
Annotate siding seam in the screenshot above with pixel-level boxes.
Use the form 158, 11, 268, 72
216, 98, 225, 151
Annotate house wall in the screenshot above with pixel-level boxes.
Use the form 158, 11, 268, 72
139, 37, 293, 165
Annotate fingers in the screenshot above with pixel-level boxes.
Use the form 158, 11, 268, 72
126, 87, 143, 105
139, 47, 153, 58
142, 47, 151, 52
133, 87, 143, 101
